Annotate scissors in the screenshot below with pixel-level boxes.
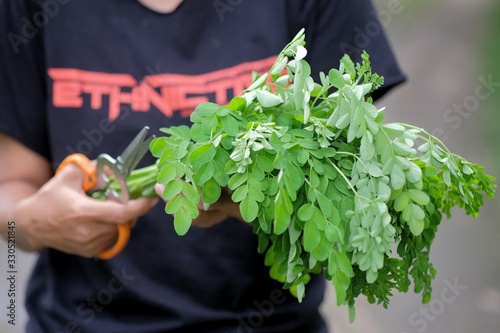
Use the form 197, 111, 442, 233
56, 126, 155, 259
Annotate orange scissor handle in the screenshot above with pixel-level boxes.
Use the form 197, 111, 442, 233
56, 153, 130, 260
56, 153, 97, 191
98, 223, 131, 259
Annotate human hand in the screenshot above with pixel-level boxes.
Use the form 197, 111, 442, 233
12, 164, 158, 258
155, 184, 243, 228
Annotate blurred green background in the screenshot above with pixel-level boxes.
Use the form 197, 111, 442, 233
1, 1, 499, 332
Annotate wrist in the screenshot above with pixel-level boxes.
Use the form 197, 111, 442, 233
5, 195, 44, 252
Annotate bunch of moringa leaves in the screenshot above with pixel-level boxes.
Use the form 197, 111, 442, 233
148, 29, 496, 318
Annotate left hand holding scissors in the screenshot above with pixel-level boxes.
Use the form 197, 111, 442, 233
43, 127, 157, 258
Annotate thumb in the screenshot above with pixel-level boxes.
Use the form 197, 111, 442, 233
154, 183, 165, 198
56, 163, 90, 190
85, 196, 159, 224
125, 197, 160, 219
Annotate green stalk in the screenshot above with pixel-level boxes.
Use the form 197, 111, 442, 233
90, 164, 159, 200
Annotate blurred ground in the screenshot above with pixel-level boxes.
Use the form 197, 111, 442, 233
1, 1, 499, 333
322, 0, 500, 332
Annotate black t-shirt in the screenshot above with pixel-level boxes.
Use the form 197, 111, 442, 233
0, 1, 405, 332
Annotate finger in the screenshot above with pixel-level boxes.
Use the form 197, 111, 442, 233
83, 196, 159, 224
155, 183, 165, 198
125, 196, 159, 218
192, 210, 227, 228
128, 218, 138, 229
56, 164, 89, 190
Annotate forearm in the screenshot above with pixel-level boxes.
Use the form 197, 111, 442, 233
0, 180, 42, 251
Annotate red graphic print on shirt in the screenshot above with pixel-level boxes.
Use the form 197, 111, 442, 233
48, 56, 277, 121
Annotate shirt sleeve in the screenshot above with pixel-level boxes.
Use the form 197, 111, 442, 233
286, 0, 406, 100
0, 0, 50, 158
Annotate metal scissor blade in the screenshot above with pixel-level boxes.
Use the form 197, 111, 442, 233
127, 135, 155, 173
116, 126, 154, 176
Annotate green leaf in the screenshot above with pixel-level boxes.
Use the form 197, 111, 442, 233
349, 305, 356, 324
312, 239, 331, 261
462, 164, 474, 175
190, 123, 210, 142
296, 282, 306, 303
262, 179, 276, 198
368, 163, 383, 178
383, 123, 405, 137
313, 209, 328, 231
247, 72, 269, 90
336, 113, 350, 129
270, 133, 285, 154
392, 141, 413, 157
406, 162, 423, 183
157, 164, 176, 184
442, 169, 452, 186
328, 68, 346, 88
297, 150, 309, 165
366, 269, 378, 284
274, 200, 291, 235
251, 164, 265, 181
297, 203, 315, 221
280, 187, 294, 213
295, 44, 308, 60
162, 180, 183, 200
402, 204, 412, 222
165, 196, 182, 214
215, 107, 229, 117
394, 191, 410, 212
256, 154, 275, 172
256, 89, 283, 107
175, 161, 186, 178
340, 54, 355, 78
226, 96, 246, 112
408, 189, 430, 205
335, 251, 355, 277
288, 218, 302, 244
271, 55, 288, 75
274, 191, 291, 235
149, 137, 168, 157
284, 162, 303, 194
202, 117, 218, 132
249, 184, 265, 202
231, 185, 248, 202
202, 178, 221, 204
360, 134, 375, 160
221, 115, 239, 136
303, 220, 320, 252
181, 197, 200, 218
390, 164, 406, 190
193, 162, 214, 185
173, 145, 188, 159
213, 162, 229, 186
240, 196, 259, 222
228, 172, 248, 190
190, 102, 219, 122
409, 217, 425, 236
411, 203, 425, 221
377, 181, 391, 201
189, 144, 217, 168
333, 271, 350, 305
334, 178, 353, 196
182, 182, 200, 204
173, 207, 192, 236
316, 192, 333, 218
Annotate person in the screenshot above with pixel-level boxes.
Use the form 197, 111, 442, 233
0, 0, 405, 332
